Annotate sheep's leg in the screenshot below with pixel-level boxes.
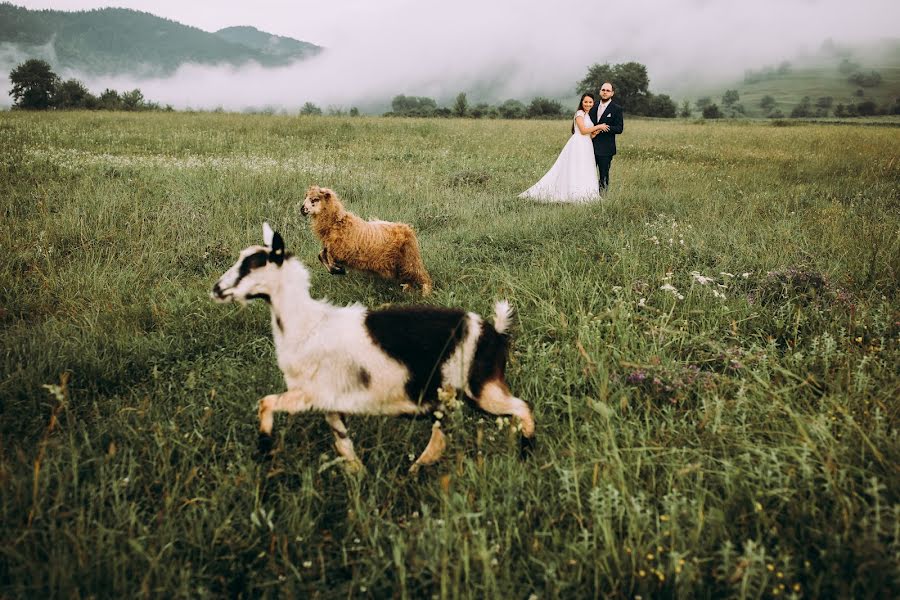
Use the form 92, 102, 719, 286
398, 242, 432, 295
325, 412, 364, 473
473, 380, 536, 455
409, 420, 447, 474
256, 388, 314, 456
318, 247, 346, 275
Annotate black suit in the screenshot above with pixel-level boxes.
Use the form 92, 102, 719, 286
588, 101, 624, 192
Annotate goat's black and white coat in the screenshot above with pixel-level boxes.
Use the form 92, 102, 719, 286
211, 224, 535, 472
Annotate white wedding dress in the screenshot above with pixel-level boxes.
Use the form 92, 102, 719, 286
519, 109, 599, 202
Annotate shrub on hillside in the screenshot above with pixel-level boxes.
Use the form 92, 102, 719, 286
701, 104, 723, 119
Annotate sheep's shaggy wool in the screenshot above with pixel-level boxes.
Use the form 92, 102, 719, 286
300, 186, 432, 295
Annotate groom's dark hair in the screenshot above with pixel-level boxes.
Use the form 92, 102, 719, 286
573, 93, 596, 134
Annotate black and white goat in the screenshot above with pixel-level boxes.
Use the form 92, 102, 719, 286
211, 224, 535, 472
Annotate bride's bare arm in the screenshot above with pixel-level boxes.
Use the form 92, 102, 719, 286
575, 114, 602, 135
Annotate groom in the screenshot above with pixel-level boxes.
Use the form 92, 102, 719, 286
588, 82, 624, 193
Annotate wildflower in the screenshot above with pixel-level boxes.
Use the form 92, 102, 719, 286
660, 284, 685, 300
626, 370, 647, 384
637, 297, 647, 308
303, 560, 313, 568
690, 271, 714, 285
712, 289, 726, 299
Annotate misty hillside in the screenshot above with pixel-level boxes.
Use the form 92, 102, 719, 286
213, 26, 319, 59
0, 3, 322, 77
691, 39, 900, 117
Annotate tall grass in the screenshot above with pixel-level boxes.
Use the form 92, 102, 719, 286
1, 112, 898, 598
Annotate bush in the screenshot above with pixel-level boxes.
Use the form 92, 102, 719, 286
299, 102, 322, 115
701, 104, 723, 119
646, 93, 677, 118
527, 97, 564, 118
790, 96, 813, 118
848, 71, 882, 87
498, 99, 526, 119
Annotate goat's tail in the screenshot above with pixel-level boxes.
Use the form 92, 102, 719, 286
492, 300, 514, 335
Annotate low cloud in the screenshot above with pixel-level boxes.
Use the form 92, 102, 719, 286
3, 0, 897, 111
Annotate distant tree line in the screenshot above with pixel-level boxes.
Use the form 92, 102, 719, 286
742, 61, 793, 84
8, 59, 166, 111
379, 93, 570, 119
373, 61, 681, 120
690, 86, 899, 120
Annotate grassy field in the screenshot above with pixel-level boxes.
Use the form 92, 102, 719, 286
1, 112, 898, 599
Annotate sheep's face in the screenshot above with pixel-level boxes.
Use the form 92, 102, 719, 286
300, 186, 334, 217
211, 223, 288, 304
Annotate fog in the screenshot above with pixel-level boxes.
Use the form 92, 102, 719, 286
3, 0, 899, 111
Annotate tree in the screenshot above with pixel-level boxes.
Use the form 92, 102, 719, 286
679, 100, 691, 118
300, 102, 322, 115
646, 93, 677, 118
759, 95, 776, 112
848, 71, 882, 87
121, 88, 144, 111
390, 95, 437, 116
789, 96, 813, 118
54, 78, 95, 109
349, 107, 360, 117
702, 104, 723, 119
453, 92, 468, 117
855, 100, 877, 116
576, 62, 649, 113
470, 102, 491, 119
722, 89, 740, 108
98, 89, 122, 110
498, 99, 526, 119
695, 96, 712, 112
527, 97, 563, 118
9, 59, 59, 109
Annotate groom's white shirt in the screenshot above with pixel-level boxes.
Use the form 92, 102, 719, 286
596, 99, 611, 119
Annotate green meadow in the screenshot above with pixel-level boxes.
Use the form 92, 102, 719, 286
1, 112, 898, 599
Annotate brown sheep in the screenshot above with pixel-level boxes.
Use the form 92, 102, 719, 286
300, 186, 432, 295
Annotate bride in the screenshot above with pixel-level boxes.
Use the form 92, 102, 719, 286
519, 93, 604, 202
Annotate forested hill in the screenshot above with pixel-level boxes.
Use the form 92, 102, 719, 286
0, 3, 322, 76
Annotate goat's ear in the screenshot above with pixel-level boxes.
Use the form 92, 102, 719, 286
270, 231, 285, 265
262, 222, 274, 246
322, 189, 331, 200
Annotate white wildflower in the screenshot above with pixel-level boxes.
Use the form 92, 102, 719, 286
690, 271, 714, 285
660, 284, 685, 300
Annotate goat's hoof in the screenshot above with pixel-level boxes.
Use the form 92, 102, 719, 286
256, 433, 274, 460
329, 267, 346, 275
519, 435, 536, 459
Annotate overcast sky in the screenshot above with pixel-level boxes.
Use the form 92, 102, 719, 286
6, 0, 900, 111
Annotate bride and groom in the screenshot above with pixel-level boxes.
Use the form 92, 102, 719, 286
519, 83, 623, 202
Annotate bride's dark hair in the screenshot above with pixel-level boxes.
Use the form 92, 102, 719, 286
572, 93, 596, 134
